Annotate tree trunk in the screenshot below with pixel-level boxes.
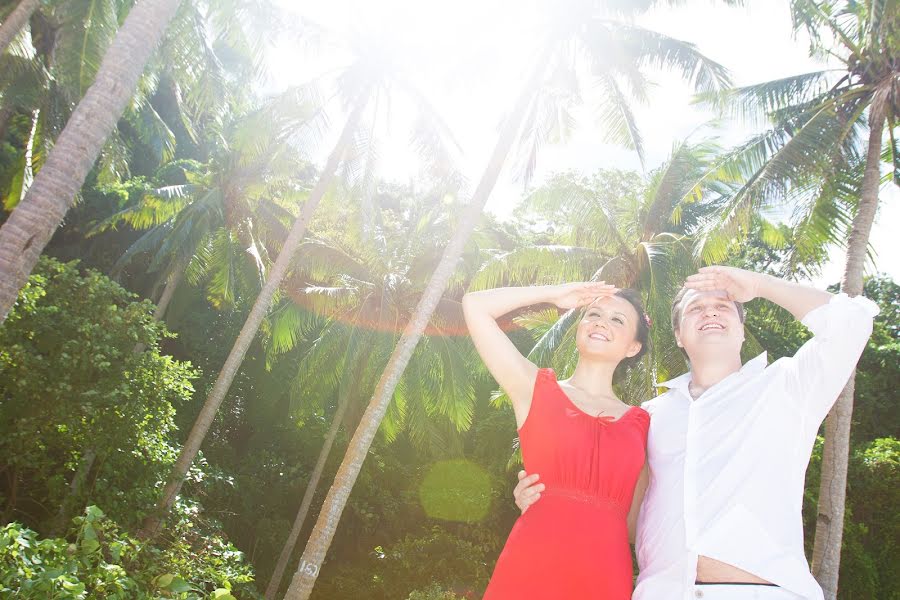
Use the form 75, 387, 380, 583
133, 263, 185, 353
0, 105, 13, 142
50, 447, 97, 535
283, 55, 551, 600
811, 104, 885, 599
14, 108, 40, 205
2, 467, 18, 523
0, 0, 40, 56
264, 388, 353, 600
0, 0, 185, 324
140, 105, 364, 538
153, 262, 184, 321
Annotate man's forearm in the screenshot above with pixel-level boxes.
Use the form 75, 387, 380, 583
756, 274, 833, 321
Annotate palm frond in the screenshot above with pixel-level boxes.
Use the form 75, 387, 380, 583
884, 118, 899, 186
288, 239, 371, 282
468, 245, 602, 291
604, 24, 732, 94
786, 156, 861, 271
53, 0, 121, 100
395, 78, 464, 186
696, 70, 836, 125
111, 222, 173, 274
789, 0, 862, 55
263, 301, 325, 364
595, 74, 645, 167
0, 53, 48, 109
90, 184, 201, 234
520, 307, 580, 368
690, 88, 871, 261
292, 285, 366, 316
290, 320, 351, 412
642, 140, 725, 236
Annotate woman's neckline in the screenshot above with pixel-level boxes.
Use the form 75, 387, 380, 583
554, 378, 637, 423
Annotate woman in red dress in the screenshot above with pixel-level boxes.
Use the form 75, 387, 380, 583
462, 282, 650, 599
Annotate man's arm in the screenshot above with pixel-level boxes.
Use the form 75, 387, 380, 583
685, 266, 832, 319
627, 463, 648, 544
686, 265, 879, 421
513, 470, 544, 514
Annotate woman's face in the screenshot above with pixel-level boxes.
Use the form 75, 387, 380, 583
575, 295, 642, 363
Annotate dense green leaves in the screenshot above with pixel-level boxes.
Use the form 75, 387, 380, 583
0, 258, 198, 528
1, 506, 251, 599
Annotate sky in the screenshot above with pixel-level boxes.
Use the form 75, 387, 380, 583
263, 0, 899, 287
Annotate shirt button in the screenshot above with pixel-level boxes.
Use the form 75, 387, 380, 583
694, 590, 704, 598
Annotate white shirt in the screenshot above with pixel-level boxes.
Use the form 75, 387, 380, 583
634, 294, 879, 600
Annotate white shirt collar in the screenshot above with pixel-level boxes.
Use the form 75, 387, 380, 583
656, 352, 769, 394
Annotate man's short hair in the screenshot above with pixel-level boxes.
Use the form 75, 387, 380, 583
670, 286, 745, 333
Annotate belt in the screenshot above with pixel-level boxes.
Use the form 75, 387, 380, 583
541, 488, 628, 517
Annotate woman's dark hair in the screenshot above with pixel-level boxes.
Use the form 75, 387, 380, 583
578, 287, 651, 380
613, 288, 650, 371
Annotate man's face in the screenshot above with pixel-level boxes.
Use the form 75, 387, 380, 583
675, 289, 745, 359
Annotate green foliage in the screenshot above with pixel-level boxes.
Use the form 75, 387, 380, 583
803, 435, 900, 600
407, 584, 469, 600
378, 526, 494, 596
0, 257, 197, 528
844, 437, 900, 599
313, 522, 496, 600
0, 506, 252, 599
263, 189, 481, 454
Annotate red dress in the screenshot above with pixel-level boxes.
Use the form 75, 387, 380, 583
483, 368, 650, 600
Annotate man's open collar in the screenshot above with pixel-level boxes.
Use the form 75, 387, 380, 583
656, 352, 769, 393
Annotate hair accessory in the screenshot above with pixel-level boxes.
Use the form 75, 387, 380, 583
643, 313, 652, 328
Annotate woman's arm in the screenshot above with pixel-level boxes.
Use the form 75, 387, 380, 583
462, 282, 615, 427
627, 462, 649, 544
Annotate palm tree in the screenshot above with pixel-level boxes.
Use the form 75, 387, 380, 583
0, 0, 197, 321
90, 113, 306, 322
284, 6, 730, 597
0, 0, 274, 203
0, 0, 276, 319
475, 142, 743, 403
262, 191, 479, 597
691, 2, 898, 595
0, 0, 40, 56
141, 28, 462, 536
2, 0, 172, 206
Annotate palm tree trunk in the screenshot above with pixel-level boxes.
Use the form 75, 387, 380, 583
140, 104, 364, 538
283, 55, 551, 600
0, 0, 185, 324
0, 105, 13, 142
0, 0, 40, 56
16, 108, 39, 204
133, 263, 185, 353
264, 387, 353, 600
811, 104, 885, 600
153, 262, 185, 321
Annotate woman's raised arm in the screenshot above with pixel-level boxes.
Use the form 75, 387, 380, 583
462, 282, 616, 427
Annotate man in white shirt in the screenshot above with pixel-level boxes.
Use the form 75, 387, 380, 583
512, 266, 879, 599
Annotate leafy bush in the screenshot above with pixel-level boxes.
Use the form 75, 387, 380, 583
0, 257, 197, 529
0, 506, 253, 599
407, 584, 471, 600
